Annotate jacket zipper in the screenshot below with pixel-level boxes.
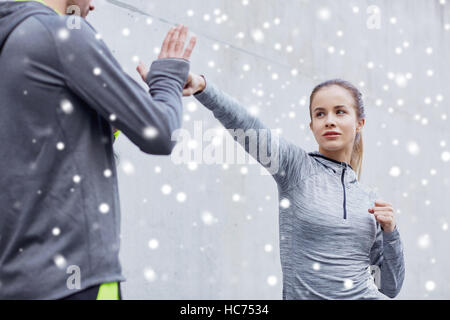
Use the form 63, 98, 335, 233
341, 165, 347, 219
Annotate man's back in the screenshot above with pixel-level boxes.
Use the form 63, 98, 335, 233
0, 1, 189, 299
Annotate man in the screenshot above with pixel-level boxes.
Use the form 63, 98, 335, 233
0, 0, 196, 299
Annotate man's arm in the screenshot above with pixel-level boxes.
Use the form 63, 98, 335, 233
55, 22, 195, 155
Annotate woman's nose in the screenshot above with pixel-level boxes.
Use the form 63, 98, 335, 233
325, 116, 336, 127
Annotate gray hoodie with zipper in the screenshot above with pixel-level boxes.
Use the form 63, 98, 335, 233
0, 1, 188, 299
194, 80, 405, 300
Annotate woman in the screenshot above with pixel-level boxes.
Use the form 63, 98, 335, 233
182, 73, 405, 299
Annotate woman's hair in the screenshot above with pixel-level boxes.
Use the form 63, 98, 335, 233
309, 79, 365, 180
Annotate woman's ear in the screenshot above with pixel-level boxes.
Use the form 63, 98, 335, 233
356, 118, 365, 132
309, 121, 313, 131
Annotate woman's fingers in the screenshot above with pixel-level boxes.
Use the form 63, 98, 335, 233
376, 216, 394, 224
374, 200, 392, 207
182, 88, 193, 96
369, 207, 393, 214
183, 36, 197, 60
136, 62, 148, 82
372, 207, 394, 213
375, 215, 393, 222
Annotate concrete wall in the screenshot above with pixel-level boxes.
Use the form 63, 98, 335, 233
85, 0, 450, 299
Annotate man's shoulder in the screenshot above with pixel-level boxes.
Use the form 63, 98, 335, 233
31, 14, 96, 38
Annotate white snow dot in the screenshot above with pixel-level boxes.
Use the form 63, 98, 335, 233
313, 263, 321, 271
187, 162, 198, 171
343, 279, 354, 290
93, 67, 102, 76
389, 166, 401, 177
148, 239, 159, 250
251, 29, 265, 43
58, 28, 69, 40
187, 102, 197, 112
425, 281, 436, 291
109, 114, 117, 121
232, 194, 240, 202
56, 142, 65, 150
122, 28, 130, 37
73, 175, 81, 184
176, 192, 187, 203
418, 234, 431, 249
143, 126, 158, 139
202, 211, 216, 225
104, 169, 112, 178
317, 7, 331, 20
121, 161, 135, 175
267, 275, 277, 286
280, 198, 290, 208
188, 140, 198, 149
53, 254, 67, 269
99, 203, 110, 214
264, 244, 273, 252
441, 151, 450, 162
144, 268, 157, 282
407, 141, 420, 156
52, 227, 61, 236
60, 100, 74, 114
161, 184, 172, 195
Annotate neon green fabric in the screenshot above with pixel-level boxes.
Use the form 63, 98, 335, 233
114, 130, 121, 140
15, 0, 63, 15
96, 282, 120, 300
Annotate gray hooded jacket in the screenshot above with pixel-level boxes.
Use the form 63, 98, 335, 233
0, 1, 188, 299
194, 80, 405, 300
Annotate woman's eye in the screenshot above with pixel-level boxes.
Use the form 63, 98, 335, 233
337, 110, 346, 114
316, 112, 324, 117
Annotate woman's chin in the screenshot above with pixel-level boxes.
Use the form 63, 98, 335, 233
320, 141, 344, 151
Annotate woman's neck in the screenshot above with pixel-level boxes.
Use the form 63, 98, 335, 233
318, 146, 352, 165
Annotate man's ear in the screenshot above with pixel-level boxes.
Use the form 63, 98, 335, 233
309, 121, 313, 131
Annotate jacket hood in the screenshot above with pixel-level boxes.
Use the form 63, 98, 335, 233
0, 1, 55, 52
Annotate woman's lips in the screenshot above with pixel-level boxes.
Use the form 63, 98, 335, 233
323, 133, 341, 139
